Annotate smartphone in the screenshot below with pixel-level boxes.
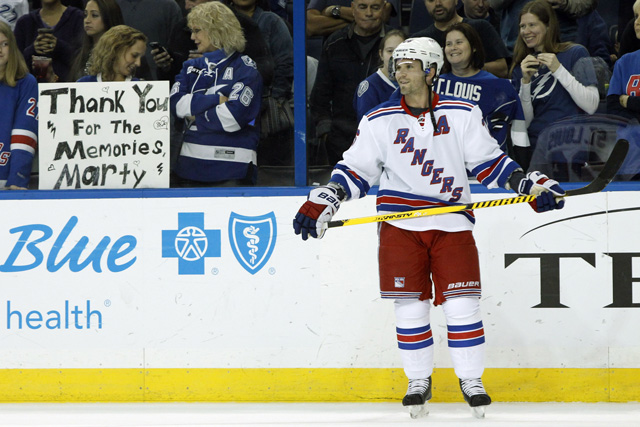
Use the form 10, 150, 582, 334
149, 42, 168, 55
37, 28, 53, 34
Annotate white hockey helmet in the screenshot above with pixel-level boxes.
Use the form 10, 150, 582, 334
391, 37, 444, 80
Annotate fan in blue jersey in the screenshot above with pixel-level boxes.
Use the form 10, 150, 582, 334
435, 22, 529, 156
606, 0, 640, 178
77, 25, 146, 82
0, 21, 37, 190
353, 29, 406, 120
510, 0, 598, 171
170, 2, 263, 187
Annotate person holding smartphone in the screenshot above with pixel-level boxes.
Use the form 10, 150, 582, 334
13, 0, 83, 82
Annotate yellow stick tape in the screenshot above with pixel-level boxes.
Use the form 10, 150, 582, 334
0, 368, 636, 402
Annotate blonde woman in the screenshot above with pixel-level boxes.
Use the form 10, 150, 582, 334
0, 21, 37, 190
77, 25, 146, 82
170, 1, 263, 187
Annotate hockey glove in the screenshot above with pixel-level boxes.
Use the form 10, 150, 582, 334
293, 185, 343, 240
518, 171, 566, 213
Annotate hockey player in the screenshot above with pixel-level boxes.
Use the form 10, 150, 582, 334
0, 20, 37, 190
293, 37, 566, 418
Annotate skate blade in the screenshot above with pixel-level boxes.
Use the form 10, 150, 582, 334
409, 403, 429, 419
471, 405, 486, 419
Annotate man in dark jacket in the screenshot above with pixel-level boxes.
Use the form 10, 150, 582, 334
310, 0, 390, 166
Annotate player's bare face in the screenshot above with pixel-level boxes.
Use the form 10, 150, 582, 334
519, 13, 547, 53
379, 35, 405, 79
353, 0, 385, 37
425, 0, 457, 23
445, 30, 473, 72
113, 39, 145, 81
395, 59, 428, 97
0, 33, 9, 72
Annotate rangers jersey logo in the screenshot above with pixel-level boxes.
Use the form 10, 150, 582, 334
394, 277, 405, 288
228, 212, 277, 275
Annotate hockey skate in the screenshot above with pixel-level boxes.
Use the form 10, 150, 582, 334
459, 378, 492, 419
402, 377, 431, 419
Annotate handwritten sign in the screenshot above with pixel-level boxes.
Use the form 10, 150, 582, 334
38, 82, 170, 189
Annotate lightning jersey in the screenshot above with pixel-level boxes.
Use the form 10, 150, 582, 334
353, 69, 398, 120
170, 49, 263, 183
0, 74, 38, 188
331, 93, 520, 232
511, 44, 597, 147
434, 70, 529, 151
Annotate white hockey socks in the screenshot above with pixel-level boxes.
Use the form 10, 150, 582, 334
442, 297, 485, 380
394, 299, 434, 380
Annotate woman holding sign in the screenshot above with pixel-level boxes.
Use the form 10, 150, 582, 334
77, 25, 146, 82
169, 1, 263, 187
0, 21, 38, 190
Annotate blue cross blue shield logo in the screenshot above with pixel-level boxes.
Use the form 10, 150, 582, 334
162, 213, 221, 275
228, 212, 277, 275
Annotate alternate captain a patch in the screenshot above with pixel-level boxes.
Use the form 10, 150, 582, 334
394, 277, 405, 288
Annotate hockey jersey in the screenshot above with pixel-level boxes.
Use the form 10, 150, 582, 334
434, 70, 529, 151
331, 93, 520, 232
170, 49, 263, 183
0, 74, 38, 188
353, 69, 398, 120
511, 44, 597, 147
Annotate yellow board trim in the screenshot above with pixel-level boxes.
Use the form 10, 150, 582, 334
0, 368, 637, 402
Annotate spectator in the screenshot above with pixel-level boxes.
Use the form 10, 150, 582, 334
606, 0, 640, 180
13, 0, 83, 82
607, 0, 640, 122
77, 24, 146, 82
619, 12, 640, 57
413, 0, 509, 78
169, 1, 263, 186
31, 0, 83, 8
436, 22, 529, 158
310, 0, 390, 166
115, 0, 182, 80
489, 0, 597, 57
227, 0, 294, 167
306, 0, 400, 59
154, 0, 273, 88
458, 0, 500, 35
0, 21, 37, 190
152, 0, 273, 175
228, 0, 291, 100
510, 0, 598, 171
353, 28, 406, 119
69, 0, 124, 82
0, 0, 29, 30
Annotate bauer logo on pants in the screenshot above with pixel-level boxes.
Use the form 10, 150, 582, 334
228, 212, 277, 275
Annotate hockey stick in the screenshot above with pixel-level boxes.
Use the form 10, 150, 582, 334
327, 139, 629, 229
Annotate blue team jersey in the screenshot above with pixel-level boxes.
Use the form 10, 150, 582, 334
0, 73, 38, 188
434, 70, 529, 151
512, 44, 597, 147
608, 49, 640, 98
353, 69, 398, 120
170, 49, 263, 184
